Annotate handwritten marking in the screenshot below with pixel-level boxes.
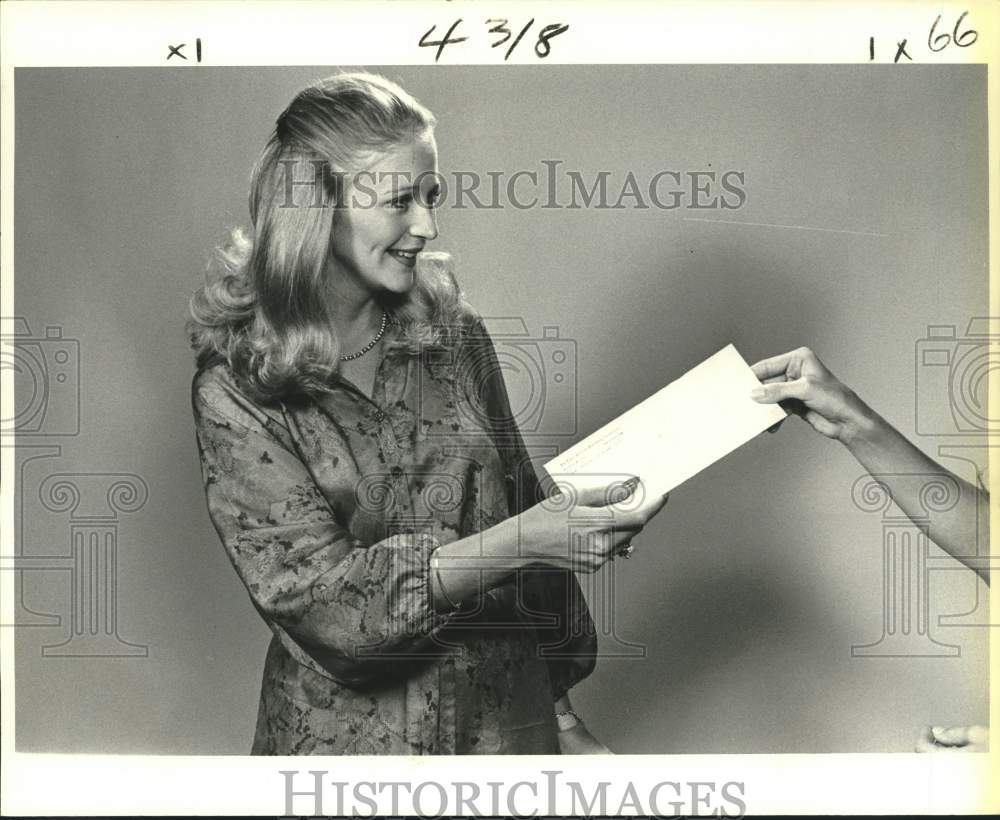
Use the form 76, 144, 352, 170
420, 17, 568, 61
870, 9, 977, 62
506, 18, 534, 61
167, 39, 202, 63
683, 217, 888, 238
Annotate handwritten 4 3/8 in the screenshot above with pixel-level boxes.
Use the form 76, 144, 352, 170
420, 18, 569, 62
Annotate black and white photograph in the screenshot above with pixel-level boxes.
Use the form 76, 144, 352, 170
1, 1, 996, 816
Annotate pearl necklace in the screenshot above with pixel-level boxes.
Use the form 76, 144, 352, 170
339, 311, 388, 361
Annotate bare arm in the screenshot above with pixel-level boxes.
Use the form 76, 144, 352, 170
750, 347, 990, 584
428, 316, 669, 611
428, 474, 667, 610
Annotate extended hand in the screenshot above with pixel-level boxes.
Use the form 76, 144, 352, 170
914, 724, 989, 752
749, 347, 872, 444
519, 477, 669, 574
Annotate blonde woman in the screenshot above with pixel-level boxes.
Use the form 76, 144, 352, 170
188, 72, 668, 755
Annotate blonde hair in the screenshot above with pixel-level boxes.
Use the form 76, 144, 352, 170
187, 72, 472, 402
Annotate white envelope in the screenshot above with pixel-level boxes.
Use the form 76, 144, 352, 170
542, 344, 787, 500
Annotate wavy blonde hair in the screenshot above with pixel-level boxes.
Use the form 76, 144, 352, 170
187, 71, 473, 402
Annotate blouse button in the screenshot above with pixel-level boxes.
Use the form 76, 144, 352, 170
373, 409, 386, 422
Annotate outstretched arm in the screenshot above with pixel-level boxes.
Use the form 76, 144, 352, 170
749, 347, 990, 585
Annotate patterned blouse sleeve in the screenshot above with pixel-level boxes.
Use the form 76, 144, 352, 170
192, 368, 456, 690
460, 316, 598, 700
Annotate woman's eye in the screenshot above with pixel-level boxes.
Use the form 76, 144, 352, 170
387, 188, 439, 210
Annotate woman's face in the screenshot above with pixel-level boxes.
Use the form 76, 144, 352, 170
327, 131, 440, 299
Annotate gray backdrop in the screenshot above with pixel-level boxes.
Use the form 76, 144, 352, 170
12, 65, 989, 754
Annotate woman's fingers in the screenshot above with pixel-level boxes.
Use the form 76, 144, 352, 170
572, 526, 641, 571
644, 489, 670, 519
536, 476, 655, 572
750, 350, 799, 381
570, 477, 640, 508
931, 726, 972, 746
802, 408, 840, 438
602, 483, 669, 527
932, 725, 988, 748
560, 478, 668, 559
750, 378, 811, 404
752, 348, 829, 386
914, 724, 988, 752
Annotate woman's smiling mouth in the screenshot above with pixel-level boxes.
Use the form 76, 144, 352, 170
387, 248, 419, 268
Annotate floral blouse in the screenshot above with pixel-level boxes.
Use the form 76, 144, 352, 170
191, 312, 597, 754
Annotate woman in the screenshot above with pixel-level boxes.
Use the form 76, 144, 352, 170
750, 346, 990, 752
188, 72, 669, 755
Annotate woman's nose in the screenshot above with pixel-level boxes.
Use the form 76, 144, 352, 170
409, 203, 438, 241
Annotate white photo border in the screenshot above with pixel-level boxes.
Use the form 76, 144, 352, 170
1, 0, 997, 815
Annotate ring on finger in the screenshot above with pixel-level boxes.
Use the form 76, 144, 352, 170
616, 541, 635, 559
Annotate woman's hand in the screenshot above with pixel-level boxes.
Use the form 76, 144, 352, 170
749, 347, 874, 445
517, 477, 669, 573
558, 721, 613, 754
429, 478, 667, 611
915, 724, 989, 752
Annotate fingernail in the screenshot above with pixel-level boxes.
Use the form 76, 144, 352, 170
750, 388, 765, 400
932, 726, 944, 735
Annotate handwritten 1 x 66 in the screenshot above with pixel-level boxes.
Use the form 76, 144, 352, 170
870, 10, 977, 63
